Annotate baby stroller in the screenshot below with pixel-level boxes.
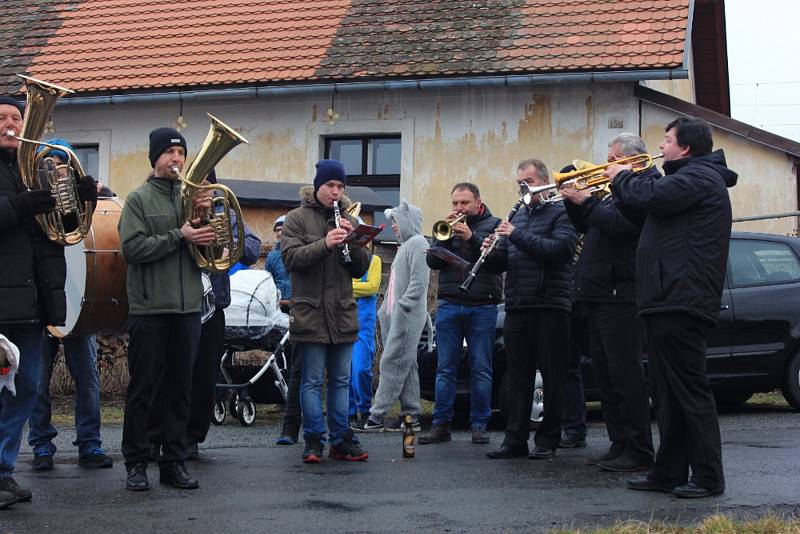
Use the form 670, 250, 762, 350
212, 270, 292, 427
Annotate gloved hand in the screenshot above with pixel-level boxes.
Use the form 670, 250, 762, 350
77, 175, 98, 204
9, 190, 56, 217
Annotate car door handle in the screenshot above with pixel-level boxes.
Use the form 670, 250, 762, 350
720, 305, 729, 310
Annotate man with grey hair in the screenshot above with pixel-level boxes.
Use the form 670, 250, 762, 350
560, 133, 657, 473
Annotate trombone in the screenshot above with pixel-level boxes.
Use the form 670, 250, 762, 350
528, 153, 664, 203
432, 213, 466, 241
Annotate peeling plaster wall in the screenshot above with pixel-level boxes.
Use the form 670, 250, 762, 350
641, 103, 799, 236
51, 82, 642, 233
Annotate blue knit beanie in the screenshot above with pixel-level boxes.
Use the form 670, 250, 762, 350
38, 138, 73, 161
313, 159, 346, 192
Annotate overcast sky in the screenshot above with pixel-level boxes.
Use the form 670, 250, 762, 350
726, 0, 800, 142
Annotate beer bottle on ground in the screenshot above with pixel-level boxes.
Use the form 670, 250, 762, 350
402, 414, 415, 458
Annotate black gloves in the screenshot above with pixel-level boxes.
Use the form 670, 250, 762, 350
77, 175, 98, 204
9, 190, 56, 218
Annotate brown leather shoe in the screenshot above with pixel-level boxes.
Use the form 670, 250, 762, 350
418, 423, 452, 445
471, 428, 490, 444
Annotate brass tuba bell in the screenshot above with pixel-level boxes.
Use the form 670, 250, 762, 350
12, 75, 94, 246
178, 113, 248, 274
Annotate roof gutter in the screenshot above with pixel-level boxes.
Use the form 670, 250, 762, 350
57, 69, 689, 107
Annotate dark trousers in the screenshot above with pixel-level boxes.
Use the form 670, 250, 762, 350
121, 313, 201, 467
503, 309, 568, 450
280, 344, 301, 434
562, 306, 587, 439
644, 312, 724, 488
147, 308, 226, 446
587, 302, 654, 463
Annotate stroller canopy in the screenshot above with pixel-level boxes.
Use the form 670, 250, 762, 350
225, 270, 289, 342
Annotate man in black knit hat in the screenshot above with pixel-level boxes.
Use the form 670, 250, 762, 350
118, 127, 215, 491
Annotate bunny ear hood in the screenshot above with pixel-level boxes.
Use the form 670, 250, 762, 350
385, 199, 422, 243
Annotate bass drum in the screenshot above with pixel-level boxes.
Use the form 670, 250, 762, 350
47, 198, 128, 337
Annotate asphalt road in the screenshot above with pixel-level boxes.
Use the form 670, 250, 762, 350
2, 404, 798, 533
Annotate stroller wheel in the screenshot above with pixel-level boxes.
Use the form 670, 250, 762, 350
237, 398, 256, 426
212, 399, 226, 425
228, 394, 239, 417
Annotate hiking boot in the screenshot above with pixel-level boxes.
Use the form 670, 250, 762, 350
159, 461, 199, 489
126, 463, 149, 492
385, 415, 420, 433
0, 477, 31, 503
356, 415, 385, 433
558, 434, 587, 448
0, 489, 14, 510
32, 452, 54, 471
418, 423, 452, 445
79, 448, 113, 468
302, 437, 324, 463
329, 436, 369, 461
187, 443, 199, 460
471, 427, 490, 445
529, 446, 556, 460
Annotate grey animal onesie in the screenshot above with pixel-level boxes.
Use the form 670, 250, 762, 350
370, 200, 430, 417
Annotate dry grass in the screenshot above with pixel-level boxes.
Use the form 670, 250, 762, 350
553, 513, 800, 534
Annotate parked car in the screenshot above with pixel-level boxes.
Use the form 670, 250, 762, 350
418, 231, 800, 422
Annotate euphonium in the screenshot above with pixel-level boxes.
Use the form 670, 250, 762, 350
179, 113, 248, 273
12, 75, 94, 245
432, 213, 466, 241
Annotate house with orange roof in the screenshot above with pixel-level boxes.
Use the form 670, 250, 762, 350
1, 0, 797, 240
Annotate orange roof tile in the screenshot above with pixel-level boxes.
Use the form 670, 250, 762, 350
0, 0, 690, 95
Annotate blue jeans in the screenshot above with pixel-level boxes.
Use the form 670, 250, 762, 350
28, 335, 103, 457
433, 302, 497, 430
0, 324, 45, 477
299, 342, 352, 445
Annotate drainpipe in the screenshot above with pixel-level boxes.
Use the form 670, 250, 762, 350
56, 69, 689, 107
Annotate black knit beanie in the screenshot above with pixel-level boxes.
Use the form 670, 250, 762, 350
148, 127, 187, 167
0, 97, 24, 115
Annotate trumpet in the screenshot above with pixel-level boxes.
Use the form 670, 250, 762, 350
459, 182, 534, 293
529, 153, 664, 204
432, 213, 466, 241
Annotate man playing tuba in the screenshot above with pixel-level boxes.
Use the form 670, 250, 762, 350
118, 127, 215, 492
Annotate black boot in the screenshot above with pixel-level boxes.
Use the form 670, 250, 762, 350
302, 434, 324, 463
125, 463, 150, 492
159, 461, 199, 489
418, 423, 452, 445
0, 477, 32, 503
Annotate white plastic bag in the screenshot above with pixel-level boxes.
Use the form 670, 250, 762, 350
0, 334, 21, 396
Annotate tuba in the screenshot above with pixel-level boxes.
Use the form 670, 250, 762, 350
13, 75, 94, 245
178, 113, 248, 274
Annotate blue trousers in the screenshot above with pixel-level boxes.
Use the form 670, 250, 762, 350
299, 342, 352, 445
0, 324, 45, 477
28, 335, 103, 457
433, 302, 497, 430
349, 298, 376, 417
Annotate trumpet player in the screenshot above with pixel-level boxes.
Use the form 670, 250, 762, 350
118, 128, 215, 492
483, 159, 578, 461
281, 160, 371, 463
560, 133, 656, 473
0, 97, 96, 508
419, 183, 501, 445
606, 117, 737, 498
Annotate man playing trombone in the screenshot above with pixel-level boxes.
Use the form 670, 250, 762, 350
560, 133, 656, 473
483, 159, 578, 460
419, 183, 502, 445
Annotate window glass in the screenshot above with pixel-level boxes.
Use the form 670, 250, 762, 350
327, 139, 362, 175
368, 138, 401, 175
728, 239, 800, 286
370, 186, 401, 241
73, 145, 99, 179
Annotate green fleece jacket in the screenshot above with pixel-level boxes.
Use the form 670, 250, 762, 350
118, 176, 202, 315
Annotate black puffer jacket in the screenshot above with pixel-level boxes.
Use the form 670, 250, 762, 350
613, 149, 738, 325
486, 200, 578, 312
565, 168, 656, 304
426, 204, 502, 305
0, 149, 66, 325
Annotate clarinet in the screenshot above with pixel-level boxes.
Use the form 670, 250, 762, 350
459, 193, 527, 293
332, 200, 352, 265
